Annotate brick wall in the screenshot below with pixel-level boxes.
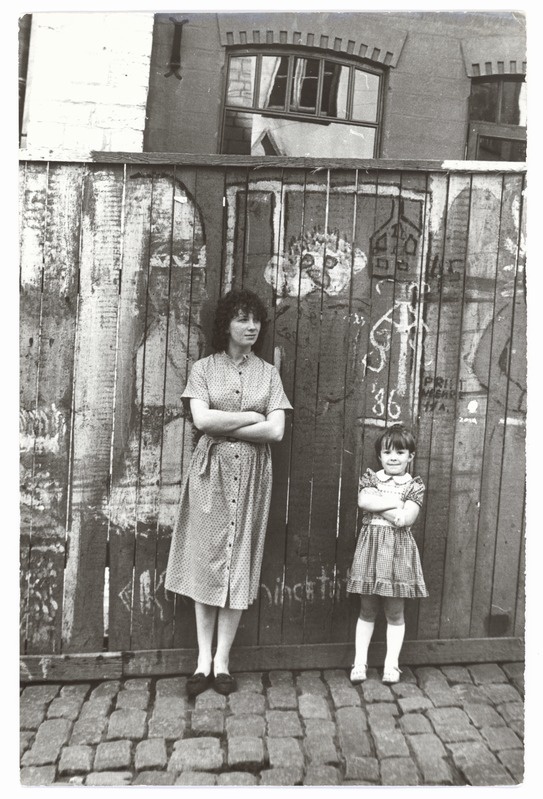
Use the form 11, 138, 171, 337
21, 12, 154, 154
146, 11, 525, 159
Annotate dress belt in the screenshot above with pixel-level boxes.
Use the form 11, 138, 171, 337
197, 434, 238, 476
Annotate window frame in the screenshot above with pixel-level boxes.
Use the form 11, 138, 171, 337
466, 121, 526, 161
466, 74, 526, 162
221, 46, 386, 157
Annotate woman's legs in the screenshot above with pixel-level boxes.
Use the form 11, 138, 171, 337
383, 597, 405, 676
194, 601, 218, 675
354, 595, 380, 668
194, 601, 243, 674
214, 607, 243, 675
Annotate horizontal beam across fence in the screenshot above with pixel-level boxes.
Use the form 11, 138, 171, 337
20, 637, 524, 683
19, 149, 527, 172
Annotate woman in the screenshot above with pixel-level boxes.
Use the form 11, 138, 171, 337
165, 289, 292, 696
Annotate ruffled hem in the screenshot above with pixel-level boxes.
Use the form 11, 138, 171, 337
346, 578, 429, 599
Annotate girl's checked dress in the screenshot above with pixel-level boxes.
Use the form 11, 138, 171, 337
347, 468, 428, 599
165, 351, 292, 610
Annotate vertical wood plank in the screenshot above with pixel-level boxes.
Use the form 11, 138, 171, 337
231, 167, 282, 646
385, 170, 430, 642
469, 174, 524, 637
130, 168, 181, 650
489, 189, 526, 637
135, 166, 209, 651
62, 165, 125, 653
514, 509, 525, 637
439, 175, 504, 638
401, 171, 432, 641
256, 169, 306, 645
170, 166, 225, 650
25, 164, 84, 654
302, 169, 362, 643
20, 162, 48, 652
280, 170, 330, 644
359, 171, 403, 645
107, 165, 154, 651
416, 173, 472, 640
330, 170, 377, 643
413, 172, 447, 640
225, 167, 250, 293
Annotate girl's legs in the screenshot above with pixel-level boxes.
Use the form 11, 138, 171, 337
383, 597, 405, 678
194, 601, 218, 675
214, 607, 243, 675
354, 595, 380, 669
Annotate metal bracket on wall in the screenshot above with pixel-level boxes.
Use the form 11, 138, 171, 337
164, 17, 189, 80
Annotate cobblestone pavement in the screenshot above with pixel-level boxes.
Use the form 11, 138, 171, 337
20, 662, 524, 787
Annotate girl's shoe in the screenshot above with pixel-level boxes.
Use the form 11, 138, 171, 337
350, 664, 367, 684
382, 666, 402, 684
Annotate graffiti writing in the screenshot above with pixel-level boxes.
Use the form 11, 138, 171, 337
420, 374, 457, 414
364, 300, 429, 396
260, 568, 350, 609
19, 404, 67, 454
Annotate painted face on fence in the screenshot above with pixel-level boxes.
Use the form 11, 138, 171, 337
379, 446, 414, 477
264, 228, 367, 299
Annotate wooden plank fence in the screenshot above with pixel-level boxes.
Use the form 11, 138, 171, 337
19, 155, 526, 680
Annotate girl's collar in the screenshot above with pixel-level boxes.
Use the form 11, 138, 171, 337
375, 469, 412, 485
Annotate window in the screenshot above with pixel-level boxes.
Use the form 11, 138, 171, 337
222, 50, 383, 158
467, 76, 526, 161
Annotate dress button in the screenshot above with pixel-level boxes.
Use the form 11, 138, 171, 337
232, 499, 236, 503
235, 390, 240, 394
235, 454, 239, 459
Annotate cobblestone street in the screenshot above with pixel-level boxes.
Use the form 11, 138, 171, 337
20, 662, 524, 787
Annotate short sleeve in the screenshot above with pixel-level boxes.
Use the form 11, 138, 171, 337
181, 360, 209, 409
266, 367, 293, 414
404, 476, 425, 506
359, 468, 379, 493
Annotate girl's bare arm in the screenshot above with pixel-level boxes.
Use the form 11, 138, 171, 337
382, 500, 421, 527
358, 488, 401, 512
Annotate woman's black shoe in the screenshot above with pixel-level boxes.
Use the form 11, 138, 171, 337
186, 672, 212, 698
213, 673, 237, 695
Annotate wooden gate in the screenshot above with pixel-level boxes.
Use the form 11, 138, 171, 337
19, 155, 525, 681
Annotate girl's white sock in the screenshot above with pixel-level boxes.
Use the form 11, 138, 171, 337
384, 623, 405, 670
354, 618, 375, 667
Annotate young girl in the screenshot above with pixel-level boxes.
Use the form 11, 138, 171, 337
347, 424, 428, 684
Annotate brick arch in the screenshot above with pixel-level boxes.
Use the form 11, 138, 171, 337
217, 13, 408, 68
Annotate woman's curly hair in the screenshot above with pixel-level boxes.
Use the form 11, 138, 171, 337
211, 289, 269, 353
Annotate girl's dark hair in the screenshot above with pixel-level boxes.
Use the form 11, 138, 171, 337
374, 424, 416, 459
211, 289, 269, 353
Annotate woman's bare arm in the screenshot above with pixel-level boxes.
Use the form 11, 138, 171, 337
229, 409, 286, 443
190, 398, 265, 435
